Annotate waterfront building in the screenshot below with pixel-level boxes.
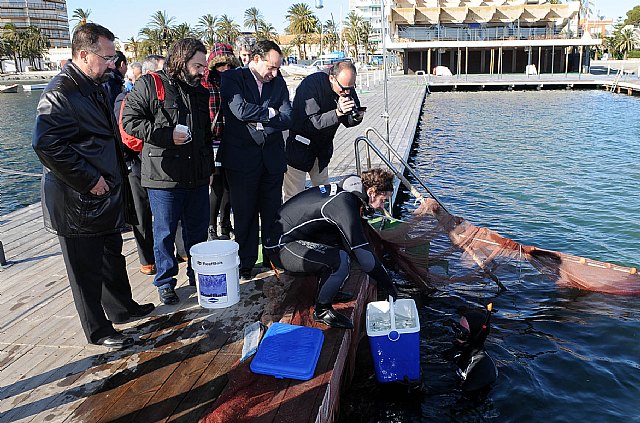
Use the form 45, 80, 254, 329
0, 0, 70, 48
385, 0, 601, 75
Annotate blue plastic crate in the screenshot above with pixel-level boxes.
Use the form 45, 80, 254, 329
250, 323, 324, 380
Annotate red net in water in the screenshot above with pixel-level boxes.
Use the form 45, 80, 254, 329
367, 198, 640, 296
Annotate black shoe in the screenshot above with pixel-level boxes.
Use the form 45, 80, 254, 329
220, 225, 232, 240
111, 303, 155, 324
158, 287, 180, 305
240, 269, 252, 281
95, 333, 134, 349
208, 225, 218, 240
333, 291, 354, 303
130, 303, 155, 317
313, 303, 354, 329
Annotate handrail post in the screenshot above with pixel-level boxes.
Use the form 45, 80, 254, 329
0, 241, 7, 268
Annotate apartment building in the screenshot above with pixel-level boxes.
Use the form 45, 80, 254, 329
0, 0, 70, 48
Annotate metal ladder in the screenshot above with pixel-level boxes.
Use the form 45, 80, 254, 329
610, 68, 622, 92
353, 127, 450, 215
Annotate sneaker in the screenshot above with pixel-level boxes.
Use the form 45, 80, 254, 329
313, 303, 354, 329
158, 287, 180, 305
220, 225, 233, 240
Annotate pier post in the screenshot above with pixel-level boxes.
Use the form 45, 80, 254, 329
0, 241, 7, 267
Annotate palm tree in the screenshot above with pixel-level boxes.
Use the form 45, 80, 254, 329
324, 17, 339, 53
343, 12, 364, 60
71, 8, 91, 33
197, 14, 218, 49
22, 26, 49, 69
360, 21, 374, 63
173, 23, 197, 40
286, 3, 319, 60
244, 7, 263, 34
215, 15, 240, 45
147, 10, 176, 55
615, 27, 638, 60
256, 20, 278, 42
138, 27, 163, 55
126, 36, 140, 61
2, 23, 22, 72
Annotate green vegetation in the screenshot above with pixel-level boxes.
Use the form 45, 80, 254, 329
592, 5, 640, 60
0, 23, 49, 72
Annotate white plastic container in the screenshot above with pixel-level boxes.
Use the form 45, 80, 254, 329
366, 297, 421, 383
190, 240, 240, 309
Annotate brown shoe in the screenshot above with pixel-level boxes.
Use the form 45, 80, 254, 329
140, 264, 156, 275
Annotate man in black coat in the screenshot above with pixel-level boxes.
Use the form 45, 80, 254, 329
220, 40, 292, 279
32, 23, 153, 349
283, 61, 363, 201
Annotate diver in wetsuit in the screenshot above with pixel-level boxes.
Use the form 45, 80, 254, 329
263, 169, 399, 329
452, 304, 498, 396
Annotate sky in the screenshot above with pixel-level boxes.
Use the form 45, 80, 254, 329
64, 0, 350, 42
64, 0, 637, 42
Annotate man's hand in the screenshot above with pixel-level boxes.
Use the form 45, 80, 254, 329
173, 125, 191, 145
90, 176, 109, 196
336, 96, 356, 117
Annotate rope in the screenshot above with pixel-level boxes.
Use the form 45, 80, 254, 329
0, 167, 42, 177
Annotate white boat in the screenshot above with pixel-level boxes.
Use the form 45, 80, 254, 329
0, 84, 19, 93
22, 83, 48, 91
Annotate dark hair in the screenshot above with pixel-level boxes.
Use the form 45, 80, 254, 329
71, 23, 115, 58
114, 50, 126, 67
142, 54, 164, 73
361, 168, 394, 193
165, 38, 206, 80
330, 60, 357, 77
249, 40, 282, 60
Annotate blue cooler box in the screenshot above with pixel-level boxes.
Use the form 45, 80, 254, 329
250, 323, 324, 380
366, 298, 421, 383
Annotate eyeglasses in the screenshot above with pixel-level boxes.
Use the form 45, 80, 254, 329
92, 52, 118, 64
335, 78, 356, 92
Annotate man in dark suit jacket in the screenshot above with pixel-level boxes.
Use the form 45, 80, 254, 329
220, 40, 292, 279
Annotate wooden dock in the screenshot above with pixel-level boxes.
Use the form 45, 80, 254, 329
0, 75, 427, 422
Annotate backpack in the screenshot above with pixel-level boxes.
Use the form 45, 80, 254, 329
118, 72, 165, 152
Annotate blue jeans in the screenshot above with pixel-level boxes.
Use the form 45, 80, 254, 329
148, 186, 209, 289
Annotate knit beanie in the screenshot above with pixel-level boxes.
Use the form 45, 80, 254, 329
208, 43, 241, 70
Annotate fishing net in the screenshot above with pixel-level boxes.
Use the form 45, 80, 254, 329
366, 198, 640, 296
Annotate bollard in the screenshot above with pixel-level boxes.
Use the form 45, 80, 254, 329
0, 241, 6, 267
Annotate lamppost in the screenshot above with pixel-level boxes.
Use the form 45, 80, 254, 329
316, 0, 323, 64
380, 0, 390, 144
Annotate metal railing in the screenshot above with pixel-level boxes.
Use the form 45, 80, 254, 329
354, 127, 450, 215
398, 25, 583, 42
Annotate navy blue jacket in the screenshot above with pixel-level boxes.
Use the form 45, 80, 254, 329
219, 67, 292, 174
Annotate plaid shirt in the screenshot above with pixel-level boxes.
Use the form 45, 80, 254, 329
201, 69, 223, 146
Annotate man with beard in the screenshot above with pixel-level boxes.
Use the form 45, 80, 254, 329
121, 38, 213, 305
32, 23, 154, 349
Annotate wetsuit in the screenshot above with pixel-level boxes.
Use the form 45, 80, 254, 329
264, 184, 395, 303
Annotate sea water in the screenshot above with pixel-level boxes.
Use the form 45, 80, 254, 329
339, 90, 640, 422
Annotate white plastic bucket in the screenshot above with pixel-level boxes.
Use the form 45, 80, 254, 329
190, 240, 240, 309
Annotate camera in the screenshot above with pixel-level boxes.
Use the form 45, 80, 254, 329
345, 96, 362, 122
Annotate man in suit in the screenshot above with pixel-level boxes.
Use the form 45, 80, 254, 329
220, 40, 292, 279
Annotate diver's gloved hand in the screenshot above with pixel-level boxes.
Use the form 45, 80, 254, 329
368, 260, 398, 300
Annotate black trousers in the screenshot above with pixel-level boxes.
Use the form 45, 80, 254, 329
268, 241, 349, 304
58, 233, 137, 343
226, 165, 283, 271
128, 172, 155, 265
209, 167, 232, 230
